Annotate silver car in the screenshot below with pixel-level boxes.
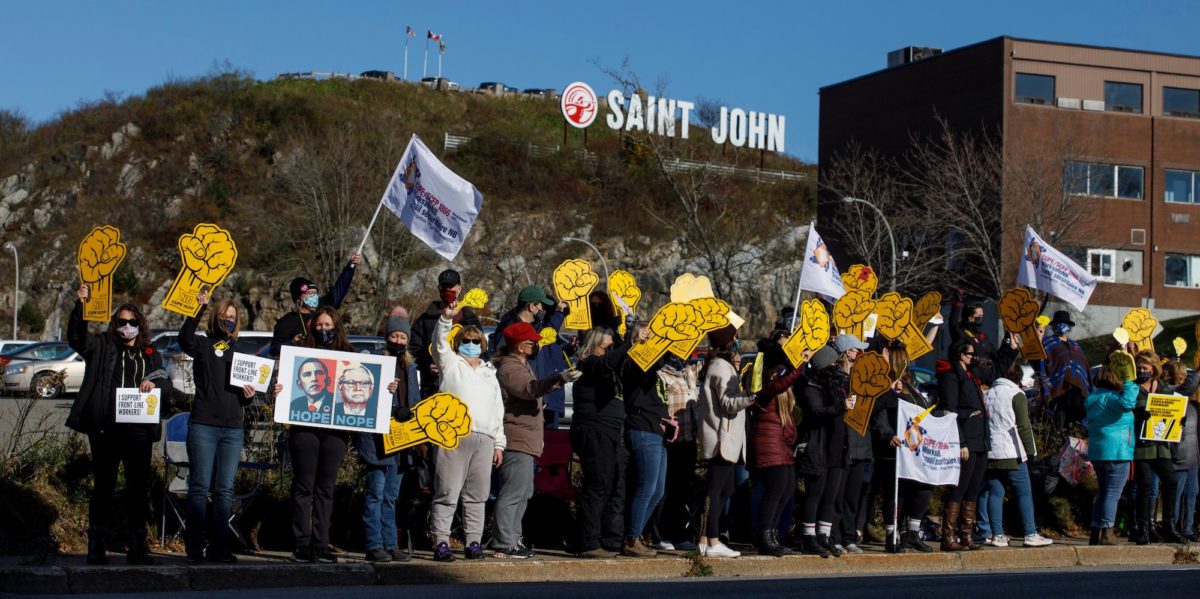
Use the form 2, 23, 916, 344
2, 342, 85, 398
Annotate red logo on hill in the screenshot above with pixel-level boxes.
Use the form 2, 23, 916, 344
561, 82, 598, 129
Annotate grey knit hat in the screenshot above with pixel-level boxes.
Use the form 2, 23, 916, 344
386, 316, 411, 337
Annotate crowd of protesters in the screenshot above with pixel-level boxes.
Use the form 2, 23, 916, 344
67, 264, 1199, 564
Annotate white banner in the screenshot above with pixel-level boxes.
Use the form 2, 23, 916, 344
380, 134, 483, 261
896, 400, 961, 486
229, 352, 275, 393
114, 388, 162, 424
1016, 225, 1096, 312
798, 224, 845, 300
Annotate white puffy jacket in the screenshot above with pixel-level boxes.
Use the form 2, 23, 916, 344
433, 316, 506, 449
982, 377, 1029, 461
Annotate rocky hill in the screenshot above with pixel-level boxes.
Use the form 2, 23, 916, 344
0, 71, 815, 340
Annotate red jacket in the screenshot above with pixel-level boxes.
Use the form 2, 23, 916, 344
750, 392, 798, 469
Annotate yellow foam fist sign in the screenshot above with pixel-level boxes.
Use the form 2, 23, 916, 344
783, 299, 830, 367
999, 288, 1046, 362
1121, 308, 1158, 353
846, 351, 891, 436
553, 259, 599, 331
1173, 337, 1187, 360
459, 288, 489, 310
670, 273, 744, 329
841, 264, 879, 296
833, 290, 876, 341
628, 302, 703, 371
912, 292, 943, 329
383, 392, 473, 454
876, 292, 933, 359
162, 223, 238, 317
77, 225, 128, 322
668, 297, 731, 359
609, 270, 641, 337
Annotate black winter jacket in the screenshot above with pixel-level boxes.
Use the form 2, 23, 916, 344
180, 306, 250, 429
409, 301, 481, 396
937, 363, 989, 453
795, 367, 850, 476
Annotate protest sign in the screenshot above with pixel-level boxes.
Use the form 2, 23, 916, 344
1141, 393, 1187, 443
162, 223, 238, 317
1121, 307, 1158, 353
274, 345, 396, 434
229, 352, 275, 393
77, 225, 127, 322
833, 289, 875, 341
897, 401, 962, 486
1017, 225, 1096, 312
841, 264, 878, 297
1000, 288, 1046, 361
845, 351, 891, 436
629, 302, 705, 371
667, 298, 731, 360
383, 392, 473, 453
782, 298, 829, 368
670, 273, 744, 329
912, 292, 943, 330
875, 292, 933, 360
554, 259, 599, 330
114, 387, 161, 424
458, 288, 489, 310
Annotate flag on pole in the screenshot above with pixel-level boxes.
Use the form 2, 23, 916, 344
439, 39, 446, 54
1016, 225, 1097, 312
798, 223, 845, 300
896, 400, 961, 486
379, 134, 482, 261
406, 26, 415, 38
427, 30, 441, 41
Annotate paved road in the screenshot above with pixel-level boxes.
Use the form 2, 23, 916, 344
17, 566, 1199, 599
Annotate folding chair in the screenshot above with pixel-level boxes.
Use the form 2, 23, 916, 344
161, 412, 191, 546
227, 457, 274, 552
535, 429, 577, 501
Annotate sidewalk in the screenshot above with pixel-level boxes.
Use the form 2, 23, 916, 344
1, 538, 1194, 594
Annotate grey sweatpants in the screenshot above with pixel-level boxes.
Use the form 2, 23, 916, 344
431, 432, 494, 546
492, 450, 536, 548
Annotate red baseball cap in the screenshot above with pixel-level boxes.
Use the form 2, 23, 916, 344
503, 322, 542, 345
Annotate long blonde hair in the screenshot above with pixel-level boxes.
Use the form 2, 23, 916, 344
765, 366, 795, 427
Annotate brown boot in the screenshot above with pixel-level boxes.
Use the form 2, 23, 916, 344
621, 536, 656, 558
941, 501, 964, 551
1099, 528, 1115, 546
960, 501, 981, 550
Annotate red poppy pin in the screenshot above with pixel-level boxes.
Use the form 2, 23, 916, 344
144, 347, 154, 356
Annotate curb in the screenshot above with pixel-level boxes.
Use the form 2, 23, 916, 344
0, 545, 1193, 594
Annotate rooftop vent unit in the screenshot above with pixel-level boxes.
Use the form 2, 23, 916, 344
888, 46, 943, 68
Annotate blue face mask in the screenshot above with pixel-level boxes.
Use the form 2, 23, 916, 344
1053, 323, 1071, 335
302, 294, 320, 309
221, 319, 237, 334
458, 343, 482, 358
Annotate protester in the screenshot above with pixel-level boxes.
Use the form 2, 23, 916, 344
289, 307, 354, 563
938, 339, 989, 551
179, 291, 258, 564
356, 316, 418, 563
796, 335, 865, 558
978, 359, 1053, 548
1042, 311, 1091, 428
410, 269, 483, 397
588, 290, 622, 332
1085, 351, 1138, 545
1131, 350, 1183, 543
1176, 386, 1200, 542
430, 302, 507, 561
490, 285, 568, 427
491, 322, 579, 558
647, 355, 702, 551
269, 252, 361, 357
870, 340, 934, 553
620, 324, 670, 558
699, 325, 803, 558
950, 292, 997, 377
571, 326, 633, 558
67, 285, 169, 565
838, 341, 875, 555
747, 344, 805, 557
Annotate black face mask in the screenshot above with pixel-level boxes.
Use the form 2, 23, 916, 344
1136, 372, 1152, 383
528, 344, 541, 359
314, 329, 337, 346
387, 342, 407, 356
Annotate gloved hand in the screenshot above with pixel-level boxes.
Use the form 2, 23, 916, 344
1109, 350, 1136, 383
625, 313, 640, 330
559, 368, 583, 384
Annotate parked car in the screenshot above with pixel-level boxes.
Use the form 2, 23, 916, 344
2, 342, 84, 398
420, 77, 460, 91
0, 339, 39, 369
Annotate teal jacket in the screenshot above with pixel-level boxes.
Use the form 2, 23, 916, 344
1085, 381, 1139, 461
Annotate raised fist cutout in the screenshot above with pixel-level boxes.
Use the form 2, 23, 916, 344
841, 265, 879, 296
1122, 308, 1158, 352
850, 351, 893, 400
834, 290, 876, 336
384, 392, 474, 454
554, 259, 600, 330
163, 223, 238, 317
609, 270, 642, 335
874, 292, 913, 340
77, 225, 127, 321
912, 292, 943, 327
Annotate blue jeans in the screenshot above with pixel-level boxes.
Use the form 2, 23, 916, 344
625, 429, 667, 538
362, 463, 402, 551
1092, 460, 1131, 528
1176, 465, 1199, 532
184, 423, 244, 554
977, 462, 1037, 538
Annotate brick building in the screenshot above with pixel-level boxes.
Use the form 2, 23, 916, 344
818, 36, 1200, 337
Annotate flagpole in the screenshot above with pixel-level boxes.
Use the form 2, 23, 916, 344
423, 37, 429, 79
789, 273, 803, 331
893, 399, 902, 550
403, 37, 409, 81
437, 51, 442, 79
357, 199, 387, 256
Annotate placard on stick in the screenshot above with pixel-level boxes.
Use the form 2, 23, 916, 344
383, 392, 473, 453
999, 288, 1046, 361
875, 292, 933, 360
846, 351, 891, 436
609, 270, 641, 337
833, 290, 875, 341
553, 259, 599, 331
162, 223, 238, 317
1121, 308, 1158, 353
629, 302, 703, 371
782, 298, 830, 367
77, 225, 127, 322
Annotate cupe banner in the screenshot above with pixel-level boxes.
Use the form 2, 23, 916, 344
380, 134, 483, 262
1016, 225, 1097, 312
896, 400, 961, 486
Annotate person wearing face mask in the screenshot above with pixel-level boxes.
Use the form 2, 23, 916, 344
269, 252, 362, 357
937, 339, 990, 551
178, 290, 260, 564
68, 285, 170, 566
950, 292, 996, 368
410, 269, 484, 397
355, 316, 419, 563
288, 307, 354, 564
1130, 350, 1185, 544
490, 322, 580, 558
429, 302, 507, 562
1041, 311, 1092, 429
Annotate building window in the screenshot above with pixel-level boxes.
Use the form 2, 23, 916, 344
1064, 161, 1144, 199
1163, 87, 1200, 118
1087, 249, 1115, 282
1165, 169, 1198, 204
1104, 81, 1143, 113
1164, 253, 1200, 288
1015, 73, 1055, 105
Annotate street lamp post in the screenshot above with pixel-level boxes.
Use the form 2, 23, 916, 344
3, 242, 17, 338
561, 236, 610, 290
841, 196, 897, 291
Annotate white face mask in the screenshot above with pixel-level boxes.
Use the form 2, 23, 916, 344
117, 324, 139, 340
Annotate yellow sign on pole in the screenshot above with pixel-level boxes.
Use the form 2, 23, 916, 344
162, 224, 238, 317
609, 270, 641, 337
875, 292, 933, 360
846, 351, 891, 436
77, 225, 127, 322
1141, 393, 1187, 443
629, 302, 704, 371
553, 259, 599, 331
1121, 308, 1158, 353
782, 299, 830, 368
383, 392, 473, 454
999, 288, 1046, 362
833, 290, 875, 342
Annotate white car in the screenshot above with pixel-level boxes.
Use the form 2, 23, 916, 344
2, 342, 85, 398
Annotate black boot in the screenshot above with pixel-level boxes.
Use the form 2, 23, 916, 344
818, 533, 842, 557
1133, 521, 1151, 546
1089, 527, 1101, 546
769, 530, 793, 556
1160, 518, 1184, 544
885, 529, 903, 554
86, 527, 109, 565
801, 535, 830, 557
127, 529, 156, 565
901, 530, 933, 553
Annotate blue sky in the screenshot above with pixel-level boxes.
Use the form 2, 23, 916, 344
3, 0, 1197, 162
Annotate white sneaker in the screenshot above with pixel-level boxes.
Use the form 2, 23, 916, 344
1023, 534, 1053, 547
652, 540, 675, 551
843, 543, 864, 554
987, 535, 1010, 547
703, 542, 740, 558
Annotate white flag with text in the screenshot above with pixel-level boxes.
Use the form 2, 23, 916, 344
896, 400, 961, 486
798, 224, 845, 300
1016, 225, 1096, 312
380, 134, 483, 261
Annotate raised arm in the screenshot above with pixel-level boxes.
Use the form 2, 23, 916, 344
325, 252, 360, 309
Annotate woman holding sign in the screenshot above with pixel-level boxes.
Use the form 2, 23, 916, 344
178, 291, 260, 564
1130, 351, 1184, 544
67, 285, 169, 565
937, 339, 989, 551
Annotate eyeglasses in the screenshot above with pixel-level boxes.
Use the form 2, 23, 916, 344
460, 338, 482, 346
339, 380, 373, 389
963, 352, 976, 357
116, 318, 139, 327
